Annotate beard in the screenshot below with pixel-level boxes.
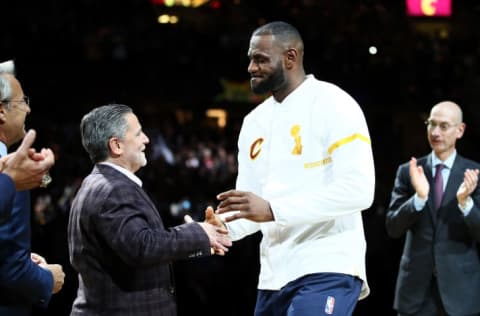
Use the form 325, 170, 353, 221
129, 151, 148, 173
251, 62, 286, 95
137, 152, 147, 168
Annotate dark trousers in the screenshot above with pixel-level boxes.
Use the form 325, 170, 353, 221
254, 273, 362, 316
397, 278, 448, 316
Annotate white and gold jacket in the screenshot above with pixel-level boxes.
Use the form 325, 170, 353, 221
226, 75, 375, 300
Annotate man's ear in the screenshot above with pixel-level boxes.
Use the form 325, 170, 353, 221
284, 48, 298, 69
456, 122, 466, 139
108, 137, 122, 156
0, 103, 7, 124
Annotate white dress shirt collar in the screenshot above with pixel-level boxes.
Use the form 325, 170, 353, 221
98, 161, 143, 187
0, 141, 7, 157
431, 150, 456, 170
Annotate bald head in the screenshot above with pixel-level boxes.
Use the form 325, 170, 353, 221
430, 101, 463, 124
427, 100, 465, 160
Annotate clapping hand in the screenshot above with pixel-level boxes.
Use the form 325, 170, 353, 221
409, 157, 429, 200
0, 129, 54, 190
457, 169, 480, 206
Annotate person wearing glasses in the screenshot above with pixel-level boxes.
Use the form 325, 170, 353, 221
0, 60, 65, 316
386, 101, 480, 316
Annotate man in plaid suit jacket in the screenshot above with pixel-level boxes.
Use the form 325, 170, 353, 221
68, 104, 231, 316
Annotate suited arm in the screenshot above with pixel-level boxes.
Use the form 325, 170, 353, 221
386, 164, 423, 238
0, 174, 15, 223
463, 188, 480, 242
94, 189, 212, 266
0, 175, 54, 307
0, 247, 53, 307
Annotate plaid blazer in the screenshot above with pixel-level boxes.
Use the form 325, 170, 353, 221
68, 164, 211, 316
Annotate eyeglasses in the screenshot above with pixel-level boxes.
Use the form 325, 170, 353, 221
424, 119, 458, 132
6, 95, 30, 111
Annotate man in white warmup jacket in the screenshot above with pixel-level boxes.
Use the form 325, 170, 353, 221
212, 21, 375, 316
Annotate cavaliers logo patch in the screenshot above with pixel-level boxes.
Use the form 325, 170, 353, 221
290, 124, 302, 155
250, 138, 264, 160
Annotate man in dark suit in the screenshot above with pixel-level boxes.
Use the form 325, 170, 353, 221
68, 104, 231, 316
0, 61, 65, 316
386, 101, 480, 316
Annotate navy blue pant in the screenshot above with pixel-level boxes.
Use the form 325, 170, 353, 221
254, 273, 362, 316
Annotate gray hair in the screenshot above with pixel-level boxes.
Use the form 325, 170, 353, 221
252, 21, 304, 52
80, 104, 132, 163
0, 60, 15, 105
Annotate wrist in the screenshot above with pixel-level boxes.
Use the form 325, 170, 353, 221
417, 192, 428, 201
416, 191, 428, 200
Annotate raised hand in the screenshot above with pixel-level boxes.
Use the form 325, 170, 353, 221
1, 129, 55, 190
457, 169, 480, 206
409, 157, 429, 199
216, 189, 273, 223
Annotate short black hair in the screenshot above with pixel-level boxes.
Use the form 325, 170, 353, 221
252, 21, 303, 50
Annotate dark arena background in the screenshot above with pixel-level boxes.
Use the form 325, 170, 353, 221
2, 0, 480, 315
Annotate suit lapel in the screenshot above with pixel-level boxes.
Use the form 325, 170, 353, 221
135, 185, 161, 219
95, 164, 162, 221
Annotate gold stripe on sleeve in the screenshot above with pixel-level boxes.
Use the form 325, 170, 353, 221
304, 157, 332, 169
327, 133, 370, 155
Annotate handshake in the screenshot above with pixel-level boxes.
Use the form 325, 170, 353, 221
184, 206, 231, 256
185, 189, 274, 256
